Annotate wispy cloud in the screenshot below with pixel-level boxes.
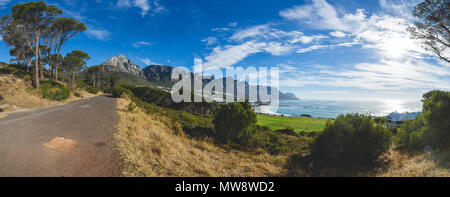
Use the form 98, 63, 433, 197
0, 0, 11, 7
85, 27, 111, 41
132, 41, 153, 48
117, 0, 166, 17
203, 42, 267, 69
137, 57, 156, 65
201, 37, 218, 46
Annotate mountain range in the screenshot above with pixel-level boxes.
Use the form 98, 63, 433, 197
99, 54, 299, 101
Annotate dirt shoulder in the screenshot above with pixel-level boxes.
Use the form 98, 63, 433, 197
0, 74, 98, 116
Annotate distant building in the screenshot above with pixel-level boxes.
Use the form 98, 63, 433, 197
386, 112, 421, 127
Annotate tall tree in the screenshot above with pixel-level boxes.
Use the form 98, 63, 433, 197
63, 50, 90, 88
408, 0, 450, 63
51, 17, 86, 81
5, 1, 62, 88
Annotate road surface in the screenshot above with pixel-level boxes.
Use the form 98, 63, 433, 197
0, 95, 120, 177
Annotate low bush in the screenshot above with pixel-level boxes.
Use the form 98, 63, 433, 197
212, 101, 257, 145
39, 80, 70, 101
85, 85, 100, 94
309, 113, 392, 174
111, 86, 133, 98
248, 130, 311, 155
394, 115, 426, 151
275, 127, 297, 135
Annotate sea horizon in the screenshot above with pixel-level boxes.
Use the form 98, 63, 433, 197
255, 99, 423, 119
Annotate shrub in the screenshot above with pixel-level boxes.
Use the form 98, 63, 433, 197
85, 85, 100, 94
394, 114, 426, 151
422, 90, 450, 150
275, 127, 297, 135
111, 87, 133, 98
310, 114, 392, 173
212, 101, 257, 145
39, 80, 70, 101
248, 130, 311, 155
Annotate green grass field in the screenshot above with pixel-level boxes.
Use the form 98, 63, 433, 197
257, 114, 329, 133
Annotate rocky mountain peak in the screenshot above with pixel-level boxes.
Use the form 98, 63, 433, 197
101, 54, 146, 78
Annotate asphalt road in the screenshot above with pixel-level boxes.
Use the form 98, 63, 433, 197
0, 95, 120, 177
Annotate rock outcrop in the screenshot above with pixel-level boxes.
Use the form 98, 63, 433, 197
101, 54, 146, 79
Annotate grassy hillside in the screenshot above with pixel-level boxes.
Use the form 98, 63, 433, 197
114, 98, 286, 177
257, 114, 328, 133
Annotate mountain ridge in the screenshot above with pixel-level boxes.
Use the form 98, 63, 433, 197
99, 54, 299, 101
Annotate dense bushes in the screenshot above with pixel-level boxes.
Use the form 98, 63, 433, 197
249, 130, 311, 155
212, 101, 257, 144
309, 114, 392, 173
111, 87, 133, 98
129, 86, 218, 115
84, 85, 100, 94
422, 90, 450, 150
394, 90, 450, 151
39, 80, 70, 101
394, 115, 426, 151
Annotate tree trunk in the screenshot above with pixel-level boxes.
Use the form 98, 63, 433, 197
72, 73, 75, 88
35, 31, 40, 89
56, 45, 62, 81
40, 65, 44, 79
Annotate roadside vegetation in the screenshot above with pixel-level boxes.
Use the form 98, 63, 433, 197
0, 2, 103, 113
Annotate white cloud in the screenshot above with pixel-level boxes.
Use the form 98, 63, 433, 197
330, 31, 346, 38
85, 27, 111, 41
296, 42, 359, 53
230, 25, 270, 41
228, 22, 238, 27
132, 41, 152, 48
202, 37, 218, 46
0, 0, 11, 6
263, 42, 294, 56
280, 0, 428, 60
117, 0, 166, 17
134, 0, 150, 17
280, 0, 349, 31
138, 57, 156, 65
203, 42, 267, 69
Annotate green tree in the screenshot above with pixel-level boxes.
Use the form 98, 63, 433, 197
408, 0, 450, 63
212, 101, 257, 144
62, 50, 90, 88
50, 17, 86, 81
86, 65, 102, 88
422, 90, 450, 150
6, 1, 62, 88
310, 114, 391, 173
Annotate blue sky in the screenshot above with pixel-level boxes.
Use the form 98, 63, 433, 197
1, 0, 449, 101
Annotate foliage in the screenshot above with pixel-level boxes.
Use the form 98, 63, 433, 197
39, 80, 70, 101
394, 114, 427, 151
129, 86, 218, 115
212, 101, 257, 145
111, 86, 133, 98
309, 114, 392, 173
84, 85, 99, 94
408, 0, 450, 63
422, 90, 450, 150
248, 129, 312, 155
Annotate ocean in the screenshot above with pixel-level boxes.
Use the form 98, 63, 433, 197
255, 99, 423, 118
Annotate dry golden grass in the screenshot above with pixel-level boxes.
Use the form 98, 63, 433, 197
0, 74, 97, 113
376, 148, 450, 177
114, 98, 287, 177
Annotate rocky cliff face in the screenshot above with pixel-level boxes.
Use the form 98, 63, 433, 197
101, 54, 146, 79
